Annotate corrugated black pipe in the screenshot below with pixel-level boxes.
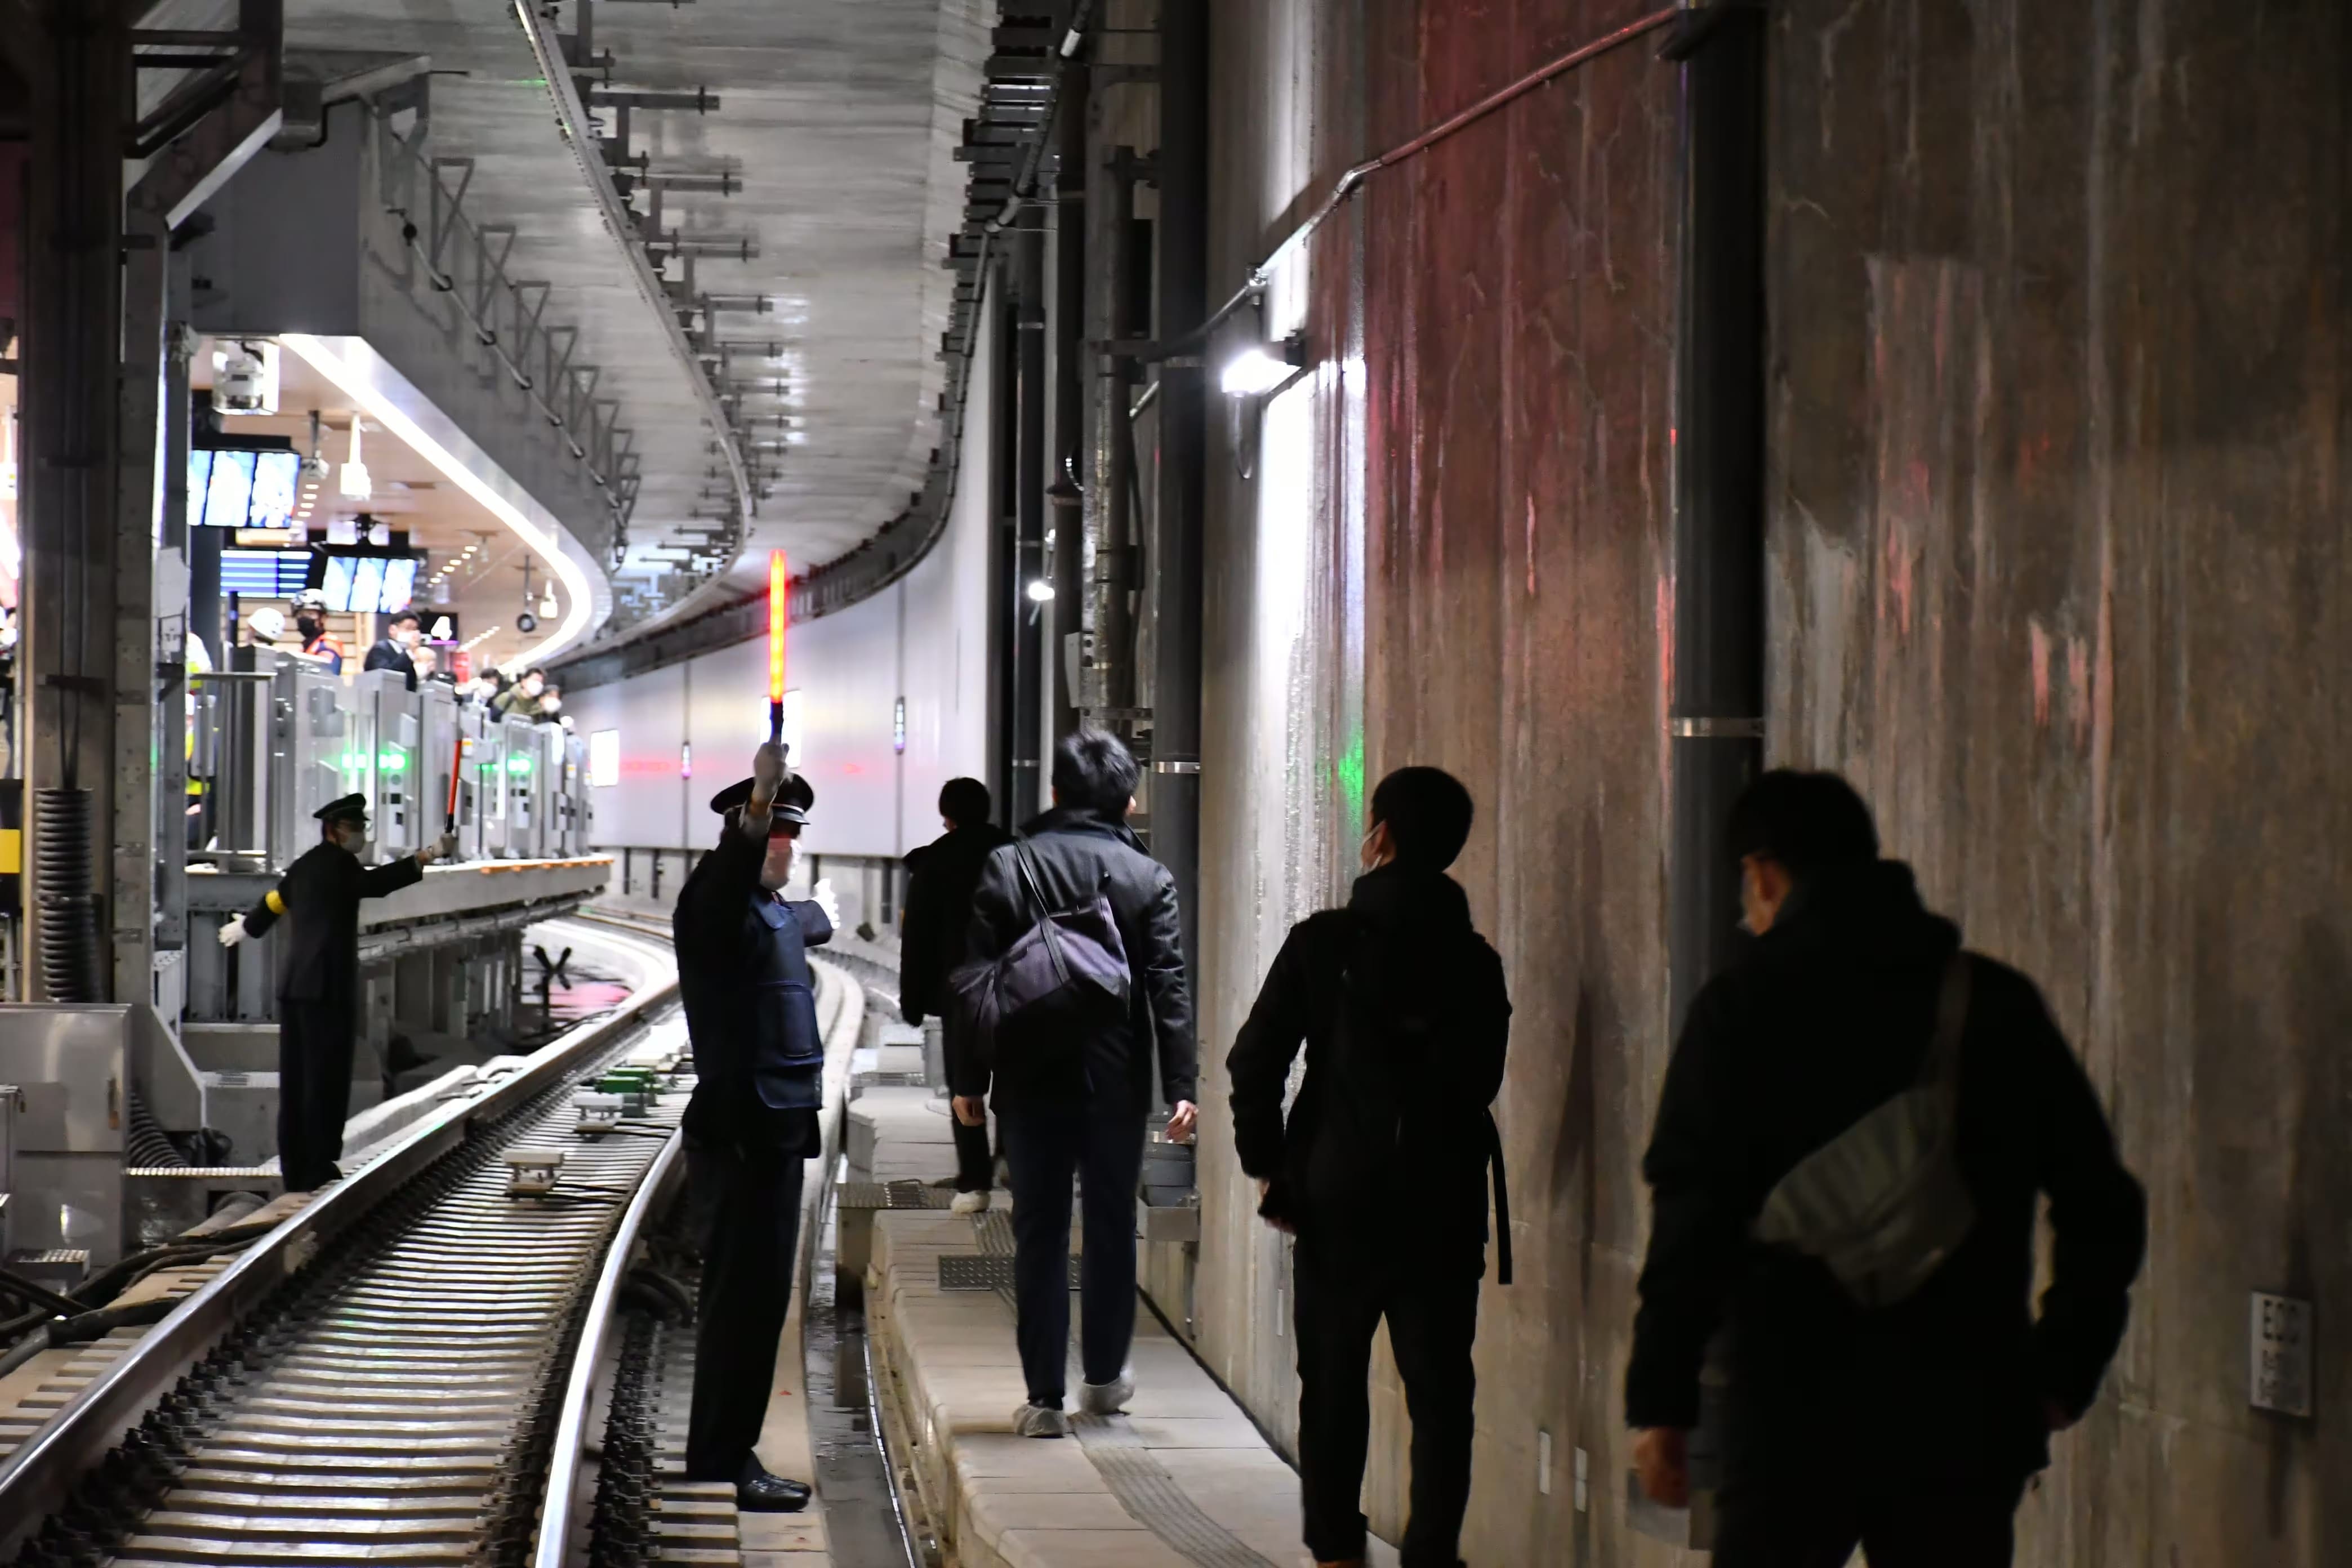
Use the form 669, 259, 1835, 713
34, 789, 103, 1003
1660, 3, 1767, 1537
1150, 0, 1209, 973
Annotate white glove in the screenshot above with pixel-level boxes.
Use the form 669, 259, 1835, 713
216, 917, 248, 949
813, 877, 841, 932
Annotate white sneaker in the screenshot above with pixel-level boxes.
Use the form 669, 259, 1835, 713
1012, 1401, 1070, 1438
1077, 1370, 1134, 1415
950, 1188, 991, 1216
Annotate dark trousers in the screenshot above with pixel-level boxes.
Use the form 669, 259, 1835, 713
1293, 1242, 1481, 1568
684, 1133, 808, 1481
1712, 1477, 2025, 1567
277, 999, 354, 1192
997, 1104, 1146, 1408
952, 1113, 995, 1192
942, 1017, 994, 1191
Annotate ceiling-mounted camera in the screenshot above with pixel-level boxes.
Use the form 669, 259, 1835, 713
516, 610, 540, 635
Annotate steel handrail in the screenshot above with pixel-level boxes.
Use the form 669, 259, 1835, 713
0, 922, 679, 1554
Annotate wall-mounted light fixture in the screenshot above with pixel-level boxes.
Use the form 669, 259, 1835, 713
1220, 334, 1307, 398
1222, 331, 1308, 480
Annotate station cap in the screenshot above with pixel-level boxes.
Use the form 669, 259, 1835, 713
709, 773, 814, 832
314, 792, 369, 825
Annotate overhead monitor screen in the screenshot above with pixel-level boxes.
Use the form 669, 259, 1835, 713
348, 556, 386, 617
203, 451, 254, 533
219, 549, 315, 598
378, 556, 418, 613
247, 451, 299, 527
320, 555, 359, 613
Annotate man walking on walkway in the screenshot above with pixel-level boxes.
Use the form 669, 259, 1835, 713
674, 742, 830, 1512
901, 776, 1013, 1213
958, 728, 1197, 1436
1628, 770, 2146, 1566
1227, 767, 1512, 1568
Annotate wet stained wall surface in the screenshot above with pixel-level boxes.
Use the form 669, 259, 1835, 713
1188, 1, 2349, 1565
1768, 2, 2349, 1562
1196, 3, 1678, 1565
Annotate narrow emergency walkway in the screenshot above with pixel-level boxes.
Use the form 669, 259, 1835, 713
849, 1088, 1400, 1568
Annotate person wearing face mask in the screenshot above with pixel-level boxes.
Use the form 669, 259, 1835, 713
1226, 767, 1512, 1568
672, 742, 837, 1513
216, 794, 456, 1191
362, 607, 424, 691
532, 683, 564, 724
493, 667, 547, 719
291, 590, 345, 673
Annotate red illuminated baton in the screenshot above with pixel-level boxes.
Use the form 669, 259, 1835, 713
445, 738, 466, 834
767, 549, 788, 746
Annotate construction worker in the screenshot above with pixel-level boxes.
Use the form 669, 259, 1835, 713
217, 794, 455, 1191
292, 590, 345, 672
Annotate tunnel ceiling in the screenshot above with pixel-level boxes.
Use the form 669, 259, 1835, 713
275, 0, 986, 638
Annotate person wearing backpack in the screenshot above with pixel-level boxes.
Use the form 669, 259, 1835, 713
1627, 770, 2146, 1566
1227, 767, 1512, 1568
901, 776, 1014, 1213
955, 727, 1197, 1437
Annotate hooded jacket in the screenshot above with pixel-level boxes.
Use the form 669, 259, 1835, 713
1226, 862, 1512, 1275
959, 807, 1194, 1114
1625, 861, 2146, 1486
899, 822, 1014, 1024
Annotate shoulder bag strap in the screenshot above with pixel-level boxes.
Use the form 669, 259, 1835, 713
1010, 841, 1049, 920
1922, 952, 1974, 1092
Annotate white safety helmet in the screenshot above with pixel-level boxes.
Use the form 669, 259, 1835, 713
249, 607, 287, 642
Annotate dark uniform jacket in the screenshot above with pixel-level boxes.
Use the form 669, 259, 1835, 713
1227, 863, 1512, 1275
899, 822, 1013, 1024
362, 638, 417, 689
674, 823, 834, 1146
1625, 861, 2147, 1489
959, 807, 1195, 1114
239, 841, 424, 1004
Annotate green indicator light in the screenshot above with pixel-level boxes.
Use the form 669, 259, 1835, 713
378, 750, 407, 772
508, 756, 533, 776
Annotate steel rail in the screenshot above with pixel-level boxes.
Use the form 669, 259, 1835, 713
530, 1126, 687, 1568
0, 923, 679, 1557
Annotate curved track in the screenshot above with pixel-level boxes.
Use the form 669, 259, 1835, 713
0, 920, 688, 1568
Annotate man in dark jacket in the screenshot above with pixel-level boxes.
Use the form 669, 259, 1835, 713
958, 728, 1196, 1437
673, 742, 830, 1512
360, 606, 422, 691
1628, 770, 2146, 1566
1228, 767, 1511, 1568
217, 793, 452, 1190
899, 776, 1013, 1210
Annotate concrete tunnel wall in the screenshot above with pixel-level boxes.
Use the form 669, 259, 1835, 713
1184, 3, 2349, 1567
563, 292, 999, 866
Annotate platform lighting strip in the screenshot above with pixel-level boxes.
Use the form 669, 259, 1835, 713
278, 333, 594, 669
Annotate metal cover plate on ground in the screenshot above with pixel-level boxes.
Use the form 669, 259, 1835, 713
938, 1254, 1078, 1291
838, 1180, 956, 1211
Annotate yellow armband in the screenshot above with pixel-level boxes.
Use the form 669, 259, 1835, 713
265, 889, 287, 916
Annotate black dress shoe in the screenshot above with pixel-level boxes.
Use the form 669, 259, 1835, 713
737, 1471, 812, 1512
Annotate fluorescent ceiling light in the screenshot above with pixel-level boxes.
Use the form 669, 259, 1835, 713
279, 333, 594, 664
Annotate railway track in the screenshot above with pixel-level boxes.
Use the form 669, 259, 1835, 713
0, 912, 912, 1568
0, 920, 700, 1568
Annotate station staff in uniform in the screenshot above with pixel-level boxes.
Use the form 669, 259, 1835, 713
217, 794, 453, 1191
674, 742, 834, 1512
